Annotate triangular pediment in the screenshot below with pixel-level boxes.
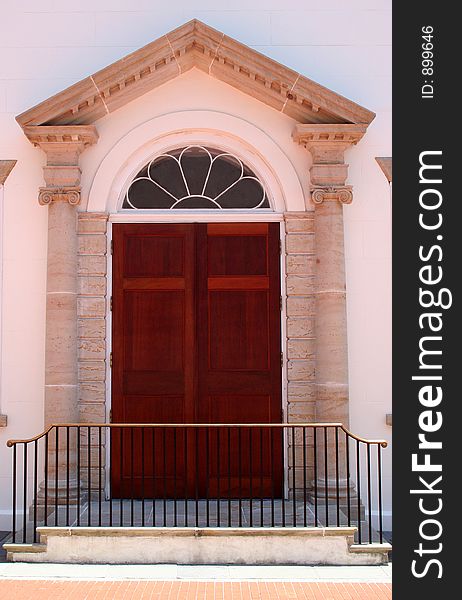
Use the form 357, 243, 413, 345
16, 19, 374, 128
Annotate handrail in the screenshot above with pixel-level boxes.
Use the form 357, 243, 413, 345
6, 422, 388, 448
7, 421, 388, 544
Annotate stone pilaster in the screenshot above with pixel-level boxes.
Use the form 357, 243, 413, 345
293, 124, 366, 510
24, 125, 99, 506
77, 212, 108, 493
284, 212, 316, 494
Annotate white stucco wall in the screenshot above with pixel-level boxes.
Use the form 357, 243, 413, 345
0, 0, 392, 530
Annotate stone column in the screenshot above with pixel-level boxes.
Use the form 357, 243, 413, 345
24, 126, 99, 507
293, 124, 366, 512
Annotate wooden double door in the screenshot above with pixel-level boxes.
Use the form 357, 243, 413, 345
111, 223, 282, 498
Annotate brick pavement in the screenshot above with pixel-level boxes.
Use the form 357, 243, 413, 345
0, 579, 392, 599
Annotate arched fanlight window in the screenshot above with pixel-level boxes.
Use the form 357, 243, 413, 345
122, 146, 270, 210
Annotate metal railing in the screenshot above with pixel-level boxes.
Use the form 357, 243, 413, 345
6, 423, 387, 545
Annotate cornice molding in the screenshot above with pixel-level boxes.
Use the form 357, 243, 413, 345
24, 125, 99, 148
16, 20, 375, 129
375, 157, 392, 182
293, 124, 368, 147
0, 160, 17, 185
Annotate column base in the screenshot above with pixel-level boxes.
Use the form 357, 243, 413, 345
308, 478, 365, 521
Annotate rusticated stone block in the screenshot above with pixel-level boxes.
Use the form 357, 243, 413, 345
78, 338, 106, 360
287, 426, 314, 446
78, 319, 106, 339
79, 382, 106, 403
288, 400, 316, 422
288, 382, 316, 402
78, 276, 106, 296
78, 361, 106, 382
77, 297, 106, 318
286, 296, 316, 317
79, 426, 107, 446
287, 317, 314, 338
80, 446, 107, 468
287, 359, 315, 381
284, 215, 315, 233
286, 234, 315, 254
286, 276, 314, 296
286, 254, 315, 275
288, 467, 315, 489
77, 214, 108, 234
78, 234, 107, 256
78, 255, 107, 276
287, 339, 315, 360
288, 446, 315, 468
79, 402, 106, 423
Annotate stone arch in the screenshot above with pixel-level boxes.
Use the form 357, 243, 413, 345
87, 111, 305, 215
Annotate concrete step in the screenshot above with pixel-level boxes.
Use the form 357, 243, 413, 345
3, 526, 391, 566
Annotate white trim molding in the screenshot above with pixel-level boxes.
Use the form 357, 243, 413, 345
87, 111, 305, 215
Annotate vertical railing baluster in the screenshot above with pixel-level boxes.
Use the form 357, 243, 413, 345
87, 426, 91, 526
270, 428, 275, 528
55, 428, 59, 527
33, 441, 38, 542
205, 427, 209, 527
335, 426, 340, 527
183, 427, 187, 527
227, 427, 231, 527
216, 427, 221, 527
238, 427, 242, 527
249, 427, 253, 528
76, 427, 80, 526
356, 440, 362, 544
260, 428, 264, 528
302, 427, 307, 527
346, 431, 351, 527
313, 427, 318, 526
23, 443, 28, 543
12, 444, 17, 543
281, 427, 285, 527
292, 427, 296, 527
378, 444, 383, 544
367, 444, 372, 543
152, 426, 156, 527
195, 427, 199, 528
163, 427, 167, 527
66, 428, 70, 527
324, 427, 328, 528
109, 427, 113, 527
44, 434, 49, 528
120, 427, 124, 526
172, 428, 176, 528
130, 427, 134, 527
98, 427, 102, 527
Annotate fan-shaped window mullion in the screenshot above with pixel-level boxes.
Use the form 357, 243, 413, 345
122, 146, 271, 210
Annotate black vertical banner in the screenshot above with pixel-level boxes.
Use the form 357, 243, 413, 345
394, 2, 458, 597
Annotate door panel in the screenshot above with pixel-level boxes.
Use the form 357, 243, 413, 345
111, 222, 282, 498
196, 223, 282, 496
111, 224, 195, 497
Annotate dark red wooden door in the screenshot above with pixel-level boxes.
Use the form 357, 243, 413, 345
111, 223, 282, 498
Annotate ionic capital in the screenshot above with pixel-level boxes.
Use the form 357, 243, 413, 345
294, 124, 368, 206
38, 187, 81, 206
311, 186, 353, 205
